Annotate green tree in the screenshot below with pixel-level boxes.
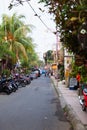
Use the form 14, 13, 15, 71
0, 13, 37, 70
2, 14, 30, 61
9, 0, 87, 58
46, 50, 54, 63
39, 0, 87, 58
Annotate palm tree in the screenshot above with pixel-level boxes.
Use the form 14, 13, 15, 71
0, 13, 35, 70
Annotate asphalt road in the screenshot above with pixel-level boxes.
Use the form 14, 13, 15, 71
0, 75, 71, 130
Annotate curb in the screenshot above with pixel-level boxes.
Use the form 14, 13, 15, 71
51, 77, 87, 130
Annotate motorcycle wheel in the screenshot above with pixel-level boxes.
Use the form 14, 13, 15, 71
21, 82, 26, 87
5, 89, 11, 95
82, 101, 86, 111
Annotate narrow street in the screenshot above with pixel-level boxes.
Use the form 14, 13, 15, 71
0, 75, 71, 130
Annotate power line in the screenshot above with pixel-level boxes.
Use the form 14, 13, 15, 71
9, 0, 54, 33
26, 0, 54, 33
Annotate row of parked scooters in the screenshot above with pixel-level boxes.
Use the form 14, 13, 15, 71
0, 68, 41, 95
0, 72, 35, 95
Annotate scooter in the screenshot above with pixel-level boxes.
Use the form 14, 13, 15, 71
79, 85, 87, 111
7, 77, 18, 92
81, 88, 87, 111
0, 78, 12, 95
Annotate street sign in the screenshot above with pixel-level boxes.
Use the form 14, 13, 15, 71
51, 63, 57, 70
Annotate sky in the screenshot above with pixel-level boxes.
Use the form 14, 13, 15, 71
0, 0, 57, 60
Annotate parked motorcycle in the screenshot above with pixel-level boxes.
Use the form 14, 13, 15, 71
7, 77, 18, 92
23, 75, 31, 85
79, 84, 87, 111
0, 77, 12, 95
14, 74, 26, 87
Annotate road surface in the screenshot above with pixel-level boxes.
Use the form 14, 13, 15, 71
0, 75, 71, 130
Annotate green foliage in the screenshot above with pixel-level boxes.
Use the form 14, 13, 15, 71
0, 44, 15, 58
45, 50, 54, 64
0, 13, 38, 73
46, 50, 54, 60
69, 62, 87, 83
21, 60, 29, 68
39, 0, 87, 58
2, 69, 10, 77
81, 76, 87, 84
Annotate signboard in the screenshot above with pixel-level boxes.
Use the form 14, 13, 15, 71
51, 63, 57, 70
69, 78, 77, 88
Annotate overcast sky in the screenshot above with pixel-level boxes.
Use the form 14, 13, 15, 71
0, 0, 56, 60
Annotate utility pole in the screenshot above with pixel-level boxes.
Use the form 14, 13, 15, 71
53, 27, 59, 87
56, 31, 59, 64
53, 29, 59, 64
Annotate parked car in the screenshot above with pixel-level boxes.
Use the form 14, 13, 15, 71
33, 69, 41, 77
42, 69, 46, 74
29, 71, 38, 80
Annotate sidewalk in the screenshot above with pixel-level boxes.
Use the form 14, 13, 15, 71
51, 76, 87, 130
